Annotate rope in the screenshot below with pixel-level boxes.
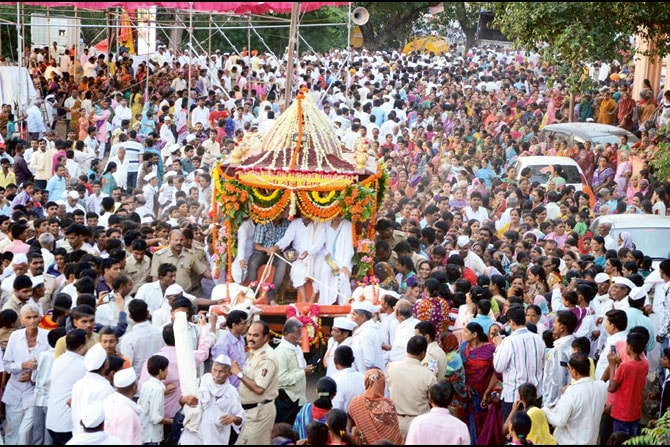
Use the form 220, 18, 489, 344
271, 251, 352, 303
249, 25, 283, 72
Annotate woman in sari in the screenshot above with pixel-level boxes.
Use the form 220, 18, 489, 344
460, 322, 497, 441
440, 332, 471, 424
294, 376, 337, 440
374, 262, 400, 294
347, 368, 403, 445
413, 278, 451, 336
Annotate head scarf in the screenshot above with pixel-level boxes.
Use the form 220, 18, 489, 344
619, 231, 634, 250
363, 368, 386, 400
348, 368, 404, 445
375, 262, 400, 292
441, 332, 460, 354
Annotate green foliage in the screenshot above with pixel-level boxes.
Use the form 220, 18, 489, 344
650, 123, 670, 184
624, 407, 670, 445
493, 3, 670, 95
353, 2, 486, 51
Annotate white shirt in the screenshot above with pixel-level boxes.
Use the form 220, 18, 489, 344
191, 106, 210, 129
463, 205, 490, 224
331, 367, 365, 413
389, 316, 421, 362
351, 319, 385, 373
70, 372, 115, 435
542, 377, 608, 445
132, 281, 165, 313
46, 350, 86, 432
119, 320, 165, 377
2, 328, 50, 406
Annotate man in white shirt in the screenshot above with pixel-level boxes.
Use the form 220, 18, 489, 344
331, 345, 365, 413
463, 191, 489, 223
64, 190, 86, 214
130, 262, 177, 315
272, 216, 325, 303
543, 352, 607, 445
350, 301, 385, 373
451, 236, 486, 276
105, 146, 130, 191
191, 97, 210, 131
69, 344, 115, 436
112, 97, 132, 132
388, 298, 421, 363
45, 327, 88, 445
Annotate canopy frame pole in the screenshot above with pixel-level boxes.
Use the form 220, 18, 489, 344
284, 2, 301, 110
16, 2, 22, 133
187, 1, 193, 132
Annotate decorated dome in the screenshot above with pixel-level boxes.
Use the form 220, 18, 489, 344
228, 88, 357, 173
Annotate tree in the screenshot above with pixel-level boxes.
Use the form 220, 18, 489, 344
352, 2, 486, 52
492, 3, 670, 93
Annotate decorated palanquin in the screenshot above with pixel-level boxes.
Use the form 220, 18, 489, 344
209, 88, 389, 349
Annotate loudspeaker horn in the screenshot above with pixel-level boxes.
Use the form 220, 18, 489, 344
351, 7, 369, 26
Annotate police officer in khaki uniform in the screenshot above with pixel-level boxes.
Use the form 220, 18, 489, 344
124, 239, 151, 296
230, 320, 278, 445
181, 227, 208, 297
386, 335, 437, 440
150, 229, 211, 295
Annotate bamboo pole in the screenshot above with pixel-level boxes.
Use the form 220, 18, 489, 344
284, 2, 300, 111
187, 2, 193, 131
16, 2, 22, 128
73, 6, 79, 84
247, 14, 252, 99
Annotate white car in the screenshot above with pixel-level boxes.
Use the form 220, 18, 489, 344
590, 214, 670, 268
511, 155, 587, 191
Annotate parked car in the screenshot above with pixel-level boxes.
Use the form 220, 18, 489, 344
590, 214, 670, 268
540, 122, 640, 148
511, 155, 587, 191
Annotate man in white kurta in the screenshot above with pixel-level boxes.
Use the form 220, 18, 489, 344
105, 147, 131, 190
112, 98, 132, 132
232, 218, 256, 284
274, 216, 325, 302
69, 344, 115, 436
178, 354, 245, 445
388, 299, 421, 362
318, 216, 354, 305
350, 301, 385, 373
45, 329, 87, 444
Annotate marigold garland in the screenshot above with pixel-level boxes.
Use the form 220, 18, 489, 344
295, 190, 342, 221
250, 189, 292, 223
250, 187, 283, 207
309, 190, 338, 205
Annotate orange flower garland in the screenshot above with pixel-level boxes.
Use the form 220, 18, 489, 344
250, 189, 292, 223
288, 88, 306, 170
295, 190, 342, 221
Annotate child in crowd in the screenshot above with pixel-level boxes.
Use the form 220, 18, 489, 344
140, 354, 173, 445
606, 331, 649, 437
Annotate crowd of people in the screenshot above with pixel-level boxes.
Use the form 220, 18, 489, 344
0, 32, 667, 446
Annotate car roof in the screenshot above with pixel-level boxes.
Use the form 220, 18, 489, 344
513, 155, 581, 166
541, 123, 639, 141
591, 214, 670, 229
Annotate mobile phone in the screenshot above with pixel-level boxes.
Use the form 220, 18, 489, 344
307, 354, 321, 366
101, 292, 112, 304
610, 345, 617, 355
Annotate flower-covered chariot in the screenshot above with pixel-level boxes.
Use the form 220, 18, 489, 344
208, 87, 388, 348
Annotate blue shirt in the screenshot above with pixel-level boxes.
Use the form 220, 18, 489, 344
45, 174, 67, 201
